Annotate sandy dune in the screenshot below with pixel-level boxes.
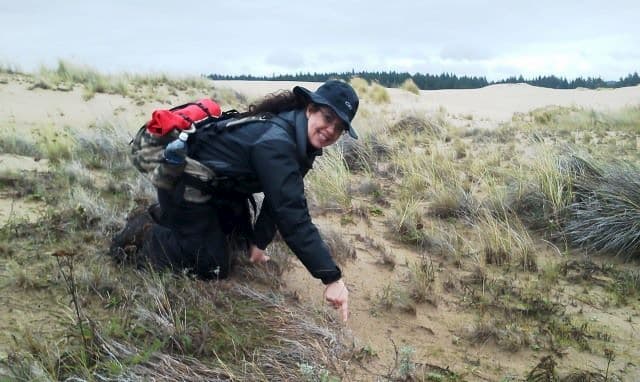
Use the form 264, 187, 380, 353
2, 75, 640, 380
213, 80, 640, 121
2, 78, 639, 135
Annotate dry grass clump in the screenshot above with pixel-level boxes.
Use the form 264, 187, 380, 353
31, 125, 75, 164
476, 211, 537, 271
428, 182, 478, 221
4, 273, 346, 381
463, 318, 531, 352
369, 82, 390, 103
72, 121, 132, 173
376, 283, 416, 315
0, 128, 42, 157
392, 144, 455, 196
408, 254, 437, 304
504, 148, 598, 234
387, 200, 455, 257
348, 77, 390, 104
391, 141, 478, 222
387, 198, 428, 247
524, 105, 640, 136
507, 141, 640, 260
387, 115, 444, 136
210, 86, 248, 110
529, 148, 576, 225
320, 227, 357, 266
306, 146, 351, 211
3, 259, 53, 289
526, 354, 618, 382
338, 133, 391, 173
348, 77, 369, 95
400, 78, 420, 95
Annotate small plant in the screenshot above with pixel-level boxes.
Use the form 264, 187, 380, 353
299, 362, 339, 382
52, 249, 91, 353
395, 345, 416, 380
409, 254, 437, 303
376, 284, 416, 315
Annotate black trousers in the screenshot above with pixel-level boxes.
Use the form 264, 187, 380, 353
143, 185, 252, 279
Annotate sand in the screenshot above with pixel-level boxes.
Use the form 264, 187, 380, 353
2, 77, 638, 135
212, 80, 640, 122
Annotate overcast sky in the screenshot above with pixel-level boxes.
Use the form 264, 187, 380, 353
1, 0, 638, 81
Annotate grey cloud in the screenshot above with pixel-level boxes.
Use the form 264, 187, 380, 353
1, 1, 639, 79
440, 43, 495, 61
265, 51, 306, 71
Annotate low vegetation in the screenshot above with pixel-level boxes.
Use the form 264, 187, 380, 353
25, 60, 214, 102
400, 78, 420, 95
1, 70, 639, 380
348, 77, 390, 104
0, 122, 346, 381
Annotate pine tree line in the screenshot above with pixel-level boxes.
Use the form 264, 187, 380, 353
206, 71, 640, 90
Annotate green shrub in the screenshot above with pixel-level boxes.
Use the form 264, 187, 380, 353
567, 160, 640, 259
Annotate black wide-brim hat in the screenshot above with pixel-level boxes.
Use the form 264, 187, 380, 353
293, 80, 360, 139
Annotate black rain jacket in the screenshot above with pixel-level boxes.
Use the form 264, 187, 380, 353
189, 109, 341, 284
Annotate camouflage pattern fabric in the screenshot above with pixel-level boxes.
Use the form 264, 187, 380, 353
130, 125, 216, 203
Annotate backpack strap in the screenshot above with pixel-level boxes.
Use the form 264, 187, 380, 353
186, 113, 294, 191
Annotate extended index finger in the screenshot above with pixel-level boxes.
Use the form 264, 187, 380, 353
340, 301, 349, 322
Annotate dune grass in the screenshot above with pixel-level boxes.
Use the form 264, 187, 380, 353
306, 146, 352, 211
348, 77, 390, 104
0, 129, 345, 382
400, 78, 420, 95
3, 72, 640, 381
31, 60, 213, 101
566, 160, 640, 259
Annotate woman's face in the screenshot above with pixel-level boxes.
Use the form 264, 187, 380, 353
306, 105, 346, 149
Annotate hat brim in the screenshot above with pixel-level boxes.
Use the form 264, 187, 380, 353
294, 86, 359, 139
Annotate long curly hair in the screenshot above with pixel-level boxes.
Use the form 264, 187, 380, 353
241, 90, 307, 117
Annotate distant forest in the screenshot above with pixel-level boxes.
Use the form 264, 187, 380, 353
207, 71, 640, 90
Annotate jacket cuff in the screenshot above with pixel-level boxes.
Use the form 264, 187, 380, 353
253, 238, 269, 251
320, 266, 342, 285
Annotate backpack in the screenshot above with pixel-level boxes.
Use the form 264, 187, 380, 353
130, 99, 287, 203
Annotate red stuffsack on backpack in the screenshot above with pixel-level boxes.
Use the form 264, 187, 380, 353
146, 99, 222, 136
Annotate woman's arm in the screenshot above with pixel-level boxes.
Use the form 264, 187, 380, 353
249, 131, 341, 284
